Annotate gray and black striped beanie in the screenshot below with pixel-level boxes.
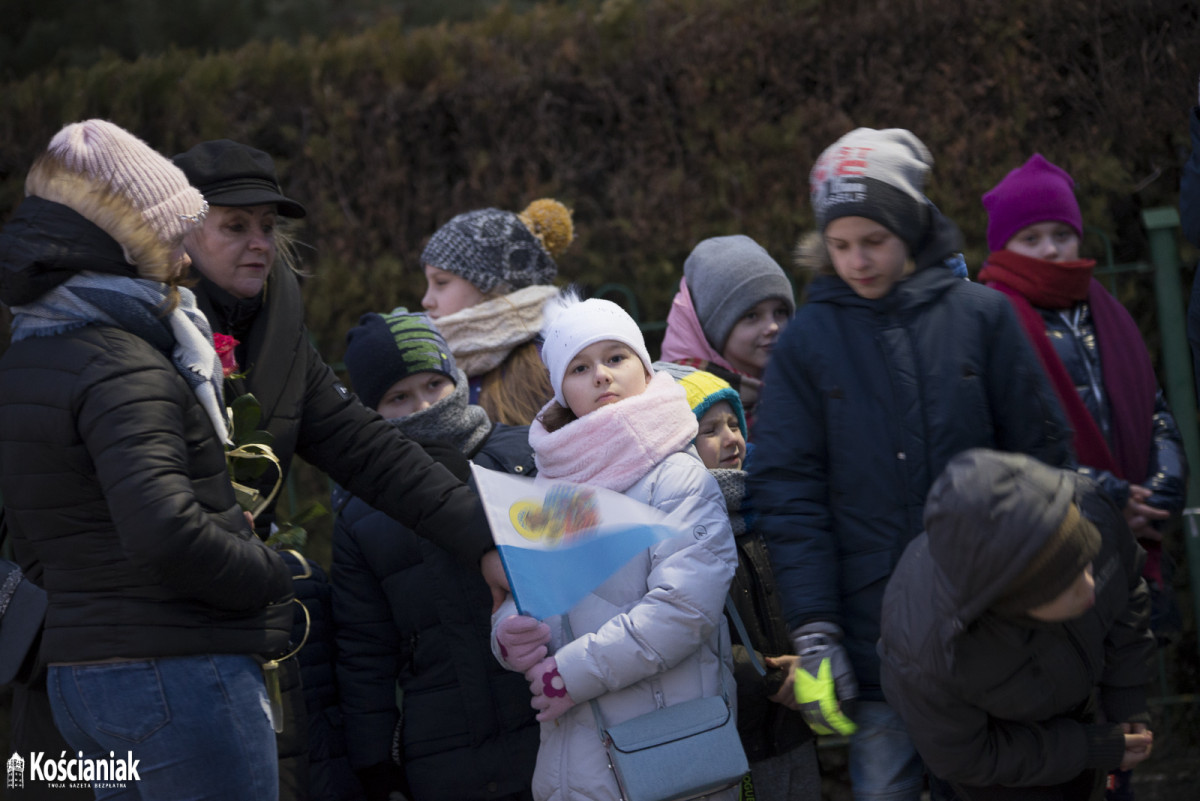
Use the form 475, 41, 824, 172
809, 127, 934, 252
344, 308, 457, 410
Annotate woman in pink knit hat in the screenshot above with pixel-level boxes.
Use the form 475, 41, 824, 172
979, 153, 1186, 801
0, 121, 293, 800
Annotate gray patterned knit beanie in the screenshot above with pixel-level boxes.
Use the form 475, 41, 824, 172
344, 308, 457, 411
421, 198, 574, 293
809, 127, 933, 252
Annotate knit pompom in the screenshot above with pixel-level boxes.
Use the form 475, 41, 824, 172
519, 198, 574, 259
540, 286, 583, 334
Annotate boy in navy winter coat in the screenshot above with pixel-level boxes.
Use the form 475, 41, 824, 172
879, 449, 1154, 800
748, 127, 1073, 801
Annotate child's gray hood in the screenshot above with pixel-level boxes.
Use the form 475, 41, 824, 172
922, 448, 1076, 629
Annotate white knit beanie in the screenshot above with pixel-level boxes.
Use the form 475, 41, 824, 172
39, 120, 208, 245
540, 290, 654, 406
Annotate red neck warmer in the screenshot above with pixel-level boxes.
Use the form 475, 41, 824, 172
977, 249, 1095, 310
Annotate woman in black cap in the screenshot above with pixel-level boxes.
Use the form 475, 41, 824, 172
173, 139, 506, 801
174, 139, 500, 577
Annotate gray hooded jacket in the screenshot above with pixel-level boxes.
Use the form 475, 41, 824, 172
878, 450, 1153, 788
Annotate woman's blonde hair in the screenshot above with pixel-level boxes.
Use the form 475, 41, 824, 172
26, 151, 189, 311
272, 217, 305, 277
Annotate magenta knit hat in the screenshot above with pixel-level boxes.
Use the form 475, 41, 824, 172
982, 154, 1082, 253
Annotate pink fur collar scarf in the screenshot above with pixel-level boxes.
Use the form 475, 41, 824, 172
659, 277, 736, 373
529, 372, 699, 492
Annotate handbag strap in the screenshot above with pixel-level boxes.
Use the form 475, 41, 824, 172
724, 594, 766, 678
564, 602, 736, 741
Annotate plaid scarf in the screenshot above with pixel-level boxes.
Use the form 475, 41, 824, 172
11, 272, 229, 443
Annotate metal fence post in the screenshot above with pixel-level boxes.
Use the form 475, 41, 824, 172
1142, 206, 1200, 659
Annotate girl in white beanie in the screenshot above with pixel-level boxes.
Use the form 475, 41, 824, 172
489, 291, 740, 801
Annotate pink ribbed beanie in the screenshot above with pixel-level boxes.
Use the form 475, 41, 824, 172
982, 154, 1081, 253
39, 120, 208, 244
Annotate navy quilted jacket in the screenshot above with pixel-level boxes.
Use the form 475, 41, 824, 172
748, 248, 1072, 700
331, 424, 539, 801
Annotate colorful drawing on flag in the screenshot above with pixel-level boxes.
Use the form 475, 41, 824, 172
471, 464, 683, 620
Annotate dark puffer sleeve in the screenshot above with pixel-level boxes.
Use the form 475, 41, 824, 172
330, 496, 406, 772
77, 334, 292, 610
294, 340, 493, 566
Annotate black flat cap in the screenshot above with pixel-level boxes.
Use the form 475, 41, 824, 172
173, 139, 306, 218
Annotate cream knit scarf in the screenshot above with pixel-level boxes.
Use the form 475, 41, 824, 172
434, 284, 559, 377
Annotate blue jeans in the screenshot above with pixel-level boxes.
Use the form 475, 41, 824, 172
48, 654, 277, 801
847, 700, 925, 801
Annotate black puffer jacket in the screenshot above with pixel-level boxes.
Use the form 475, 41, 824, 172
192, 266, 492, 565
331, 424, 539, 801
749, 214, 1073, 700
0, 198, 294, 662
879, 452, 1153, 788
277, 554, 365, 801
714, 468, 811, 762
1038, 304, 1186, 514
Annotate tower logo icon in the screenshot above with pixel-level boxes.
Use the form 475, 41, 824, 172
7, 752, 26, 789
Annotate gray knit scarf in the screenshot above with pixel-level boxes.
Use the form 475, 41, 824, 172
10, 272, 229, 443
711, 468, 748, 536
390, 368, 493, 457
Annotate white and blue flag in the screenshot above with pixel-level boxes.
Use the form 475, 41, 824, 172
471, 464, 682, 620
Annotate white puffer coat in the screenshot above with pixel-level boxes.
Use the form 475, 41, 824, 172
494, 450, 739, 801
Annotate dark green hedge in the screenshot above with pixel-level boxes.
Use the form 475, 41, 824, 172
2, 0, 1197, 364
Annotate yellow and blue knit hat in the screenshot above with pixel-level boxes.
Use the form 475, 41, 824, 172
652, 362, 746, 439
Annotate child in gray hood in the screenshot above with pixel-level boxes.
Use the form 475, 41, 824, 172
879, 449, 1154, 800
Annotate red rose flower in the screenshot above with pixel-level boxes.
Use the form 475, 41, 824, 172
213, 333, 241, 378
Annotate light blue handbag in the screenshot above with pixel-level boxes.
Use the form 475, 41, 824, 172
581, 619, 748, 801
